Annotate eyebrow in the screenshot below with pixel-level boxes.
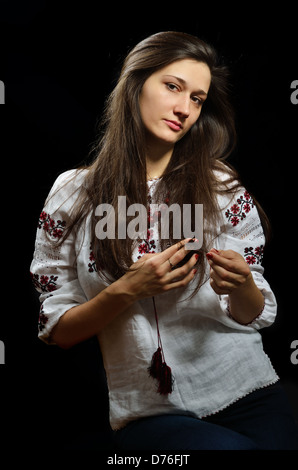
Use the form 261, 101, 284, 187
163, 74, 208, 97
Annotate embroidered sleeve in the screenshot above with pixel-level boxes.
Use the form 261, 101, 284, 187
30, 170, 88, 344
217, 187, 277, 330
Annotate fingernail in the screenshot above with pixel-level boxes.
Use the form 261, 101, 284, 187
193, 269, 197, 274
206, 253, 213, 260
195, 253, 199, 260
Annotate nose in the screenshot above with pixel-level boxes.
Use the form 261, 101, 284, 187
173, 95, 190, 119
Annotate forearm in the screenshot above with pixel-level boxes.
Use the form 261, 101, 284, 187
51, 279, 136, 349
228, 273, 264, 325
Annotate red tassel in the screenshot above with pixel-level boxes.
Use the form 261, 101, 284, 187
148, 347, 163, 379
157, 362, 174, 395
148, 348, 174, 395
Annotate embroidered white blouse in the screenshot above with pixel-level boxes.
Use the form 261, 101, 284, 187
30, 169, 279, 430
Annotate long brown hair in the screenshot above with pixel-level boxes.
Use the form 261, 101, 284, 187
55, 31, 269, 289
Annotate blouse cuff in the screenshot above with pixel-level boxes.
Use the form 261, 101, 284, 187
226, 301, 265, 326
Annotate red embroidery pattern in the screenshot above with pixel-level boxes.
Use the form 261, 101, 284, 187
137, 192, 157, 259
137, 231, 157, 258
88, 245, 98, 273
30, 272, 58, 292
244, 245, 264, 265
38, 302, 49, 332
225, 191, 254, 227
38, 211, 66, 239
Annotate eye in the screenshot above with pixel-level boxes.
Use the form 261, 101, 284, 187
166, 82, 180, 92
191, 95, 203, 106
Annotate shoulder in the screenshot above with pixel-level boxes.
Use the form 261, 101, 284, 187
44, 168, 89, 215
49, 168, 88, 194
212, 163, 259, 227
212, 161, 239, 186
212, 162, 242, 209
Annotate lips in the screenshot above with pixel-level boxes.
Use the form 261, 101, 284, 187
163, 119, 183, 131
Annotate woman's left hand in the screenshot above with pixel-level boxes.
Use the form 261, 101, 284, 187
206, 248, 252, 295
206, 248, 265, 324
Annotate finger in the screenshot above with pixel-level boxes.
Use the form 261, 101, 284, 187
165, 239, 201, 270
158, 238, 195, 263
167, 258, 175, 271
209, 249, 236, 259
167, 252, 199, 282
206, 251, 233, 270
163, 263, 197, 291
209, 263, 247, 291
206, 250, 248, 275
210, 277, 232, 295
209, 267, 234, 293
209, 262, 237, 281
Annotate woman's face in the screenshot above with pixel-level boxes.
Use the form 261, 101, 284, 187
139, 59, 211, 149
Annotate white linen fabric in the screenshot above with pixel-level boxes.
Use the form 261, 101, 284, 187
30, 169, 278, 430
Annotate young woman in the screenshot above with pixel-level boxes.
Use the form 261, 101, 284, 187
30, 31, 298, 450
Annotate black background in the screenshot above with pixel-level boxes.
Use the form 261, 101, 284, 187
0, 0, 297, 452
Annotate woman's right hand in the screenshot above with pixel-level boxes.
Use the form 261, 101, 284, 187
51, 238, 198, 348
119, 238, 199, 301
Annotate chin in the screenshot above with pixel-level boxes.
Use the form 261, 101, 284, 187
146, 128, 185, 148
157, 132, 183, 145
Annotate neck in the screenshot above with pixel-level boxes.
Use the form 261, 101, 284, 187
146, 141, 174, 180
